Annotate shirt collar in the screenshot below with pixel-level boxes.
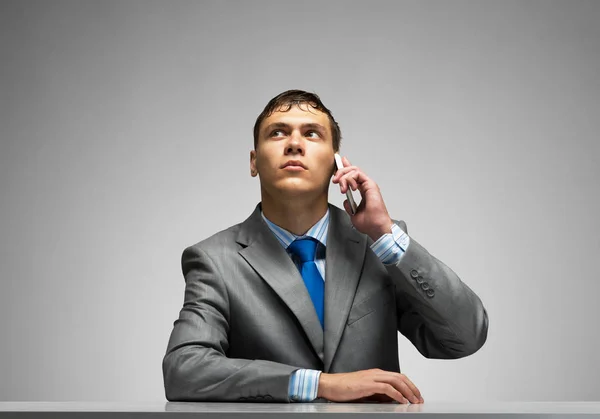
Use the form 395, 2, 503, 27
261, 207, 329, 249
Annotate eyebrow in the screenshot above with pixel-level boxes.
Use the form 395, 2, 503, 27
263, 122, 328, 135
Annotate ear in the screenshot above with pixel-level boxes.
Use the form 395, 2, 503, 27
330, 149, 338, 177
250, 149, 258, 177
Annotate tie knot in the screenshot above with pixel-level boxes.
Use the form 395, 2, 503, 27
288, 238, 318, 263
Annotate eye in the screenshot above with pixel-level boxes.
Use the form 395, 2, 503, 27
306, 130, 320, 138
270, 129, 285, 137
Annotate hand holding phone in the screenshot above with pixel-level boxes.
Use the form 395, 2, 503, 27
334, 153, 358, 215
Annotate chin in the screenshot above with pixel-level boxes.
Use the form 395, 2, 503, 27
271, 181, 318, 197
279, 187, 315, 198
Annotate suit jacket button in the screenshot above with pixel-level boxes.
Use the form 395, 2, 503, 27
265, 395, 273, 401
410, 269, 419, 278
426, 289, 435, 298
416, 276, 424, 284
421, 282, 430, 290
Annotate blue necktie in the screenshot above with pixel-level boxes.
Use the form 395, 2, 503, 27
288, 238, 324, 329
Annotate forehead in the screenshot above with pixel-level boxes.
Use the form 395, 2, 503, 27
261, 104, 330, 132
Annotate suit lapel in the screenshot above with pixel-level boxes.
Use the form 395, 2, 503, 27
236, 203, 325, 361
323, 204, 366, 372
236, 203, 367, 369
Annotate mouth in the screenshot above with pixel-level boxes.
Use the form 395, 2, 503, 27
282, 166, 306, 171
281, 160, 307, 170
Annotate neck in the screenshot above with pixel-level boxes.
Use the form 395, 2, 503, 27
260, 189, 329, 236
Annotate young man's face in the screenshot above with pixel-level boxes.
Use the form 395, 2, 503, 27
250, 103, 336, 200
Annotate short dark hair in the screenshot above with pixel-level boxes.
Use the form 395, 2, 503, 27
253, 89, 342, 151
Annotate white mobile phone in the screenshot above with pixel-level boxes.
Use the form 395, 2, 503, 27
334, 153, 358, 215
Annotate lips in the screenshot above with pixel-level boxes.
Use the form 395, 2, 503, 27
282, 160, 307, 169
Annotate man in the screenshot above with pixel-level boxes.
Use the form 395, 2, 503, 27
163, 90, 489, 403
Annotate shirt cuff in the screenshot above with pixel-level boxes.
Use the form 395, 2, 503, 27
288, 369, 322, 402
370, 223, 411, 265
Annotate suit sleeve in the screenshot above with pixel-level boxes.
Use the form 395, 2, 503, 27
381, 219, 489, 360
162, 245, 299, 402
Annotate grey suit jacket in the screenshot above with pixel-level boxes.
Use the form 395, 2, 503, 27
163, 202, 488, 402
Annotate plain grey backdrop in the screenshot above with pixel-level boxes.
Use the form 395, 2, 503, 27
1, 0, 599, 402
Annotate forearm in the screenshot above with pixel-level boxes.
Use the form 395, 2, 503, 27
165, 245, 300, 402
163, 344, 299, 402
387, 221, 489, 358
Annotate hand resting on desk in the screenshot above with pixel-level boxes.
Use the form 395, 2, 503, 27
318, 368, 424, 404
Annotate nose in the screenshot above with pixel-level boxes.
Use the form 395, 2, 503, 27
285, 133, 305, 155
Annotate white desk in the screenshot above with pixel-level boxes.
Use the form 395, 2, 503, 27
1, 402, 599, 418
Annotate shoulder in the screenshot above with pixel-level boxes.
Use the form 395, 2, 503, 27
181, 221, 244, 262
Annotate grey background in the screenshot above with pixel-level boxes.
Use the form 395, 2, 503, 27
1, 0, 599, 402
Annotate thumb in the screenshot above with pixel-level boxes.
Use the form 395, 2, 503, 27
343, 199, 353, 216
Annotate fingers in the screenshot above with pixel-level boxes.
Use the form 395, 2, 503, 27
340, 170, 359, 193
374, 383, 409, 404
322, 370, 423, 404
333, 168, 367, 193
332, 155, 357, 181
376, 373, 423, 404
333, 165, 359, 183
399, 374, 424, 402
332, 157, 373, 194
